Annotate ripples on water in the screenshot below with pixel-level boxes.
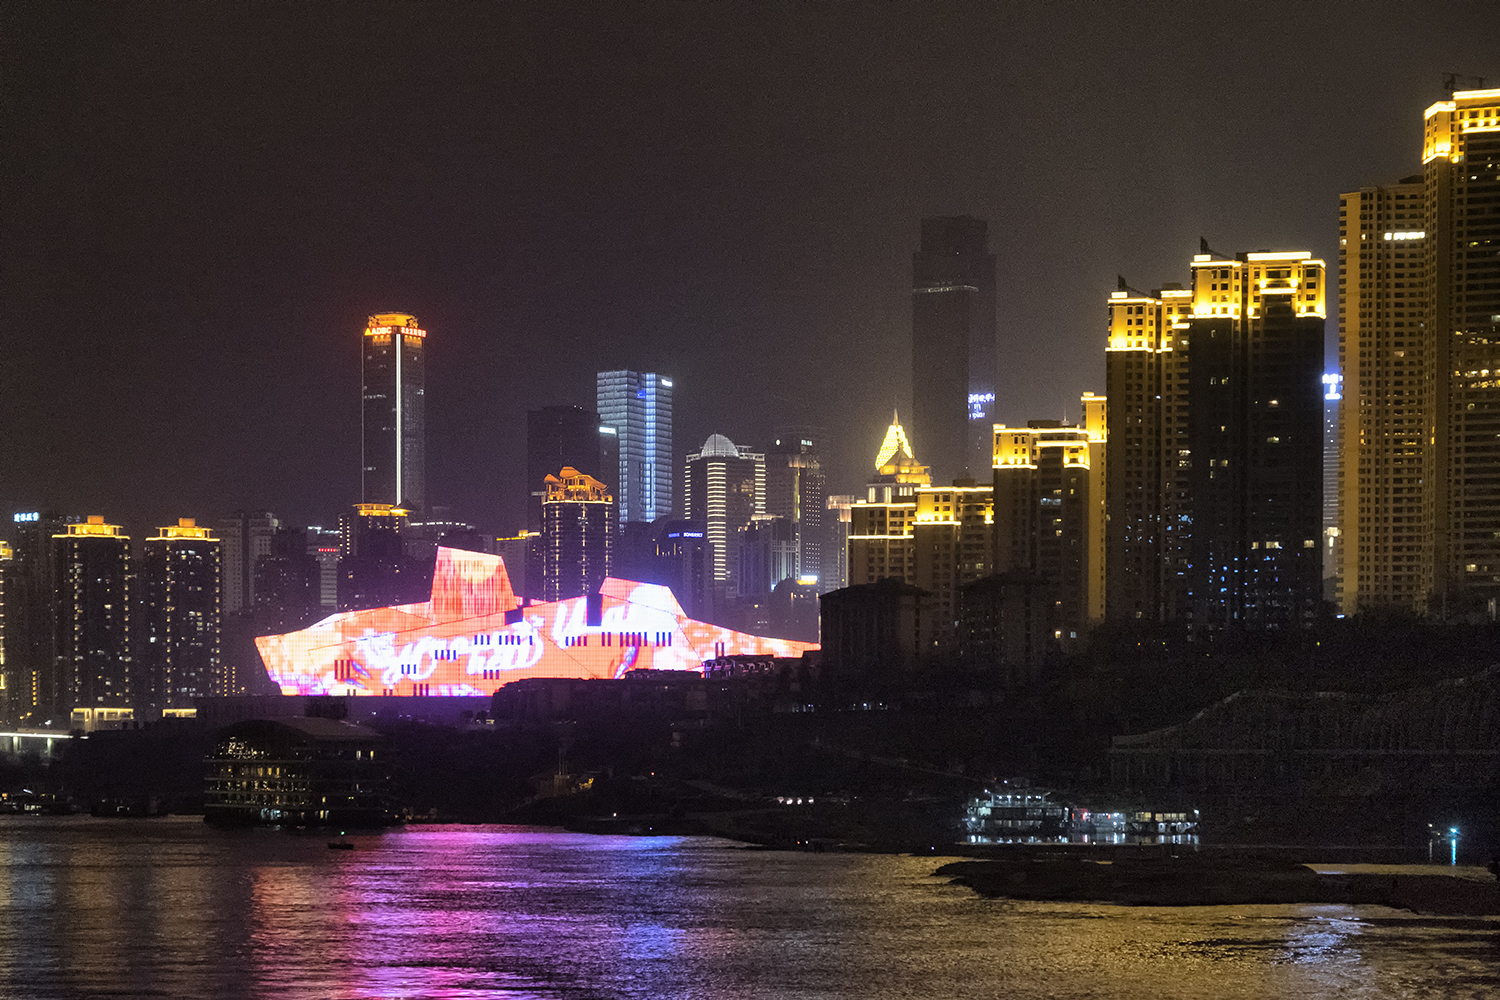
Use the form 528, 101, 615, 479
0, 817, 1494, 999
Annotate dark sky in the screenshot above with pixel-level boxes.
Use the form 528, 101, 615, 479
3, 1, 1495, 538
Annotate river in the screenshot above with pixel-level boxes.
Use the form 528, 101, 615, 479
0, 817, 1494, 999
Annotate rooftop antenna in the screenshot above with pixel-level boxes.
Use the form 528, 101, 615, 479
1442, 72, 1487, 97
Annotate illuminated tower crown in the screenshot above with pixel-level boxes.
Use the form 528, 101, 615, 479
874, 411, 931, 485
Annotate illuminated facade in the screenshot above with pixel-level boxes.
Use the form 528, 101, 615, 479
596, 370, 673, 524
255, 547, 817, 696
362, 312, 426, 512
0, 541, 9, 720
991, 393, 1107, 639
1333, 87, 1500, 617
541, 467, 615, 601
140, 519, 222, 713
765, 426, 827, 589
1105, 246, 1326, 625
338, 503, 428, 612
912, 216, 997, 484
912, 482, 995, 654
3, 512, 78, 723
527, 405, 606, 533
847, 411, 992, 654
1422, 88, 1500, 613
53, 517, 132, 714
1338, 180, 1427, 614
683, 435, 765, 595
848, 412, 930, 588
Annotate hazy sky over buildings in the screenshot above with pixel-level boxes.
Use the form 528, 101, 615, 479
3, 1, 1495, 535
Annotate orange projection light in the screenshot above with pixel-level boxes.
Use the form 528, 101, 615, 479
256, 547, 817, 696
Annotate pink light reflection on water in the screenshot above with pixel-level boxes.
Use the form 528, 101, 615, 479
250, 826, 703, 1000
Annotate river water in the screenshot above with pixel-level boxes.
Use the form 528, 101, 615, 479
0, 817, 1494, 999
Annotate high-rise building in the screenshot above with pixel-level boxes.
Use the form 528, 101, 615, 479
1105, 245, 1326, 626
541, 467, 615, 601
1334, 87, 1500, 618
0, 541, 10, 721
846, 413, 991, 655
338, 503, 429, 611
254, 527, 323, 632
362, 312, 426, 512
4, 512, 79, 723
53, 517, 132, 725
911, 481, 995, 656
219, 511, 280, 615
765, 426, 828, 589
1421, 88, 1500, 615
823, 495, 856, 593
307, 527, 341, 611
848, 412, 931, 587
1337, 179, 1427, 615
596, 370, 673, 524
527, 405, 605, 533
912, 216, 997, 484
682, 434, 765, 595
991, 396, 1107, 641
139, 519, 222, 714
1323, 373, 1343, 603
494, 530, 541, 601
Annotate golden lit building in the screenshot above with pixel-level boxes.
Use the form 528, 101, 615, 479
1422, 88, 1500, 614
1106, 246, 1326, 625
1335, 87, 1500, 618
1337, 178, 1427, 614
542, 467, 615, 601
1104, 278, 1193, 621
140, 519, 222, 714
911, 480, 994, 655
991, 392, 1107, 640
848, 412, 930, 588
53, 516, 133, 725
362, 312, 426, 512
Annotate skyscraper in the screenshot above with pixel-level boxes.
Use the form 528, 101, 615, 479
541, 467, 615, 601
765, 426, 827, 588
848, 412, 931, 588
140, 519, 222, 714
0, 541, 10, 722
991, 396, 1107, 640
1105, 245, 1326, 626
1421, 87, 1500, 615
338, 503, 429, 611
682, 434, 765, 594
53, 516, 132, 726
3, 511, 78, 723
1337, 179, 1427, 615
219, 510, 280, 615
912, 216, 997, 484
362, 312, 426, 512
527, 405, 604, 533
1336, 86, 1500, 617
596, 370, 673, 525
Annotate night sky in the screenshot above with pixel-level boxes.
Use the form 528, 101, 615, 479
4, 2, 1495, 538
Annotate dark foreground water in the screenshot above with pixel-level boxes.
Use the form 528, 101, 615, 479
0, 818, 1495, 999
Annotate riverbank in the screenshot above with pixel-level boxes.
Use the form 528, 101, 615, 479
937, 857, 1500, 915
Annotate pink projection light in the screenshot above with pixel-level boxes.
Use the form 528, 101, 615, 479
255, 547, 817, 696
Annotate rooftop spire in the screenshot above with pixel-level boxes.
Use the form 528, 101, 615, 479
875, 411, 915, 470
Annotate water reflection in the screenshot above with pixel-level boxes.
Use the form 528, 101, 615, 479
0, 817, 1494, 999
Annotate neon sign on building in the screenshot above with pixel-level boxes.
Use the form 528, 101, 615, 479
256, 548, 817, 697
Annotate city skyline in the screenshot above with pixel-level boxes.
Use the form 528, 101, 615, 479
5, 4, 1495, 537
